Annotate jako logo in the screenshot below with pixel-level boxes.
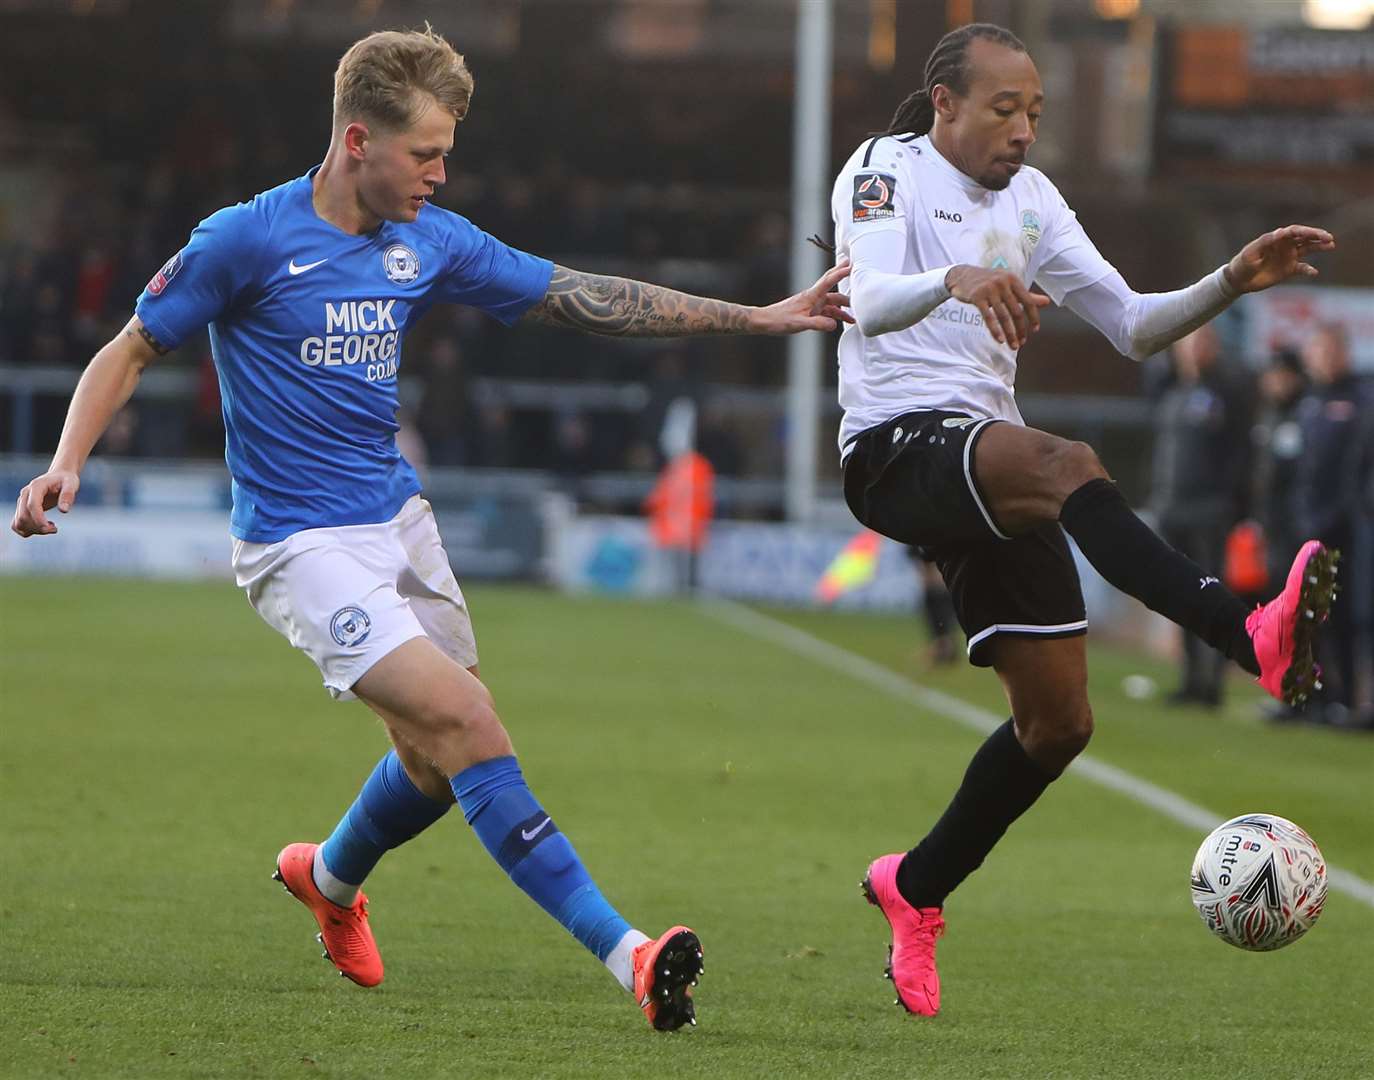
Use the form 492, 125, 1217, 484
934, 209, 962, 223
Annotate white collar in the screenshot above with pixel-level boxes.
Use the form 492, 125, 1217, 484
918, 134, 997, 199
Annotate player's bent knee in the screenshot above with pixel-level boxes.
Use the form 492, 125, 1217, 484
1016, 702, 1093, 772
1060, 706, 1094, 756
422, 690, 501, 739
401, 686, 512, 768
1049, 439, 1107, 492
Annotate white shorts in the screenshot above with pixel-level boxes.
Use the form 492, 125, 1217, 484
232, 495, 478, 700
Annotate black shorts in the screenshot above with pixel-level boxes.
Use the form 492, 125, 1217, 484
843, 410, 1087, 667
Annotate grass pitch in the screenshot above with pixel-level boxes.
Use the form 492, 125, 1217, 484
1, 579, 1371, 1079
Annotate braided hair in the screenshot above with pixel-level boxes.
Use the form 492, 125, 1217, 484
887, 23, 1027, 136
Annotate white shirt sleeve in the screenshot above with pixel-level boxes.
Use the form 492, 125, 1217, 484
848, 228, 953, 337
1030, 194, 1118, 304
1060, 268, 1239, 362
835, 140, 909, 243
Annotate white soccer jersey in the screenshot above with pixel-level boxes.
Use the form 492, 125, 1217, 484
832, 133, 1118, 454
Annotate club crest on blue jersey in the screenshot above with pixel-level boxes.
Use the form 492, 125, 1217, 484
383, 244, 420, 284
330, 605, 373, 647
146, 251, 184, 296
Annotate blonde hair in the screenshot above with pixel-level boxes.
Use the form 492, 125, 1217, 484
333, 25, 474, 132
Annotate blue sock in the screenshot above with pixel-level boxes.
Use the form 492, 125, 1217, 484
320, 750, 452, 886
452, 755, 631, 962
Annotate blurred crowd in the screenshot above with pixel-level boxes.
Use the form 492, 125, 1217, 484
1146, 323, 1374, 729
0, 159, 790, 479
0, 39, 798, 480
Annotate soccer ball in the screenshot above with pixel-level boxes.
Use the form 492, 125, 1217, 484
1189, 813, 1327, 951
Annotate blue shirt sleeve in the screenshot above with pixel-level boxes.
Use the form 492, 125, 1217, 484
433, 213, 554, 326
135, 202, 262, 350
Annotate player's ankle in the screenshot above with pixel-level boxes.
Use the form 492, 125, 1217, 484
605, 929, 649, 993
312, 846, 361, 908
1231, 621, 1260, 675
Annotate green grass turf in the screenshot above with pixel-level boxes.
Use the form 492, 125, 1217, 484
1, 578, 1370, 1079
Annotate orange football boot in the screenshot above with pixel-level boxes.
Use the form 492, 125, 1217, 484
632, 926, 703, 1031
272, 842, 383, 987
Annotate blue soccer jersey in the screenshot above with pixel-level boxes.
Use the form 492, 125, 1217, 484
135, 166, 553, 542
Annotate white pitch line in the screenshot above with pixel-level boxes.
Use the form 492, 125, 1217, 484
699, 597, 1374, 910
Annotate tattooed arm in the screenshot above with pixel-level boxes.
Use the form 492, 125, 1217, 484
522, 263, 853, 338
10, 315, 168, 537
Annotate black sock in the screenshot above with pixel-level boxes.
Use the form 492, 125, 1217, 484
1060, 479, 1258, 675
896, 719, 1056, 910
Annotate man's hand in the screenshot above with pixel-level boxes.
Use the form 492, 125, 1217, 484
945, 266, 1050, 350
1226, 225, 1336, 295
11, 469, 80, 537
748, 263, 854, 334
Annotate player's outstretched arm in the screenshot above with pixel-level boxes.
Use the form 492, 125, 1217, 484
10, 315, 168, 538
1058, 225, 1338, 363
1224, 225, 1336, 294
521, 263, 851, 337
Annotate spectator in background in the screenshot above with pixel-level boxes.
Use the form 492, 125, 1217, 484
638, 349, 697, 468
738, 213, 790, 385
1251, 349, 1308, 591
471, 400, 514, 469
29, 283, 73, 366
72, 245, 117, 351
1295, 324, 1373, 725
1248, 348, 1311, 722
695, 400, 744, 478
1147, 324, 1253, 707
1353, 404, 1374, 728
1, 251, 44, 364
561, 175, 626, 257
551, 410, 596, 484
416, 336, 472, 466
909, 547, 957, 667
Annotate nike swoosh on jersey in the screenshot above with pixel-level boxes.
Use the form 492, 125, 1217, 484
521, 817, 552, 841
287, 257, 329, 276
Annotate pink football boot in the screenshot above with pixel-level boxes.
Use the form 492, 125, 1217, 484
862, 853, 945, 1016
1245, 540, 1339, 706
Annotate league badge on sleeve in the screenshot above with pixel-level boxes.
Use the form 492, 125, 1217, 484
146, 250, 184, 296
852, 173, 897, 223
